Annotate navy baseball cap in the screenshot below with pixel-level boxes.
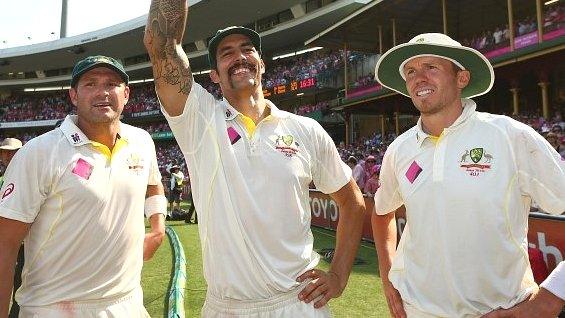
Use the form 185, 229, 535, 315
208, 26, 262, 69
71, 55, 129, 87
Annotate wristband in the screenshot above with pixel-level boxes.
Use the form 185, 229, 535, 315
144, 195, 167, 218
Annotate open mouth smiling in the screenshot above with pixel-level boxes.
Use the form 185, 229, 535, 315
415, 88, 434, 97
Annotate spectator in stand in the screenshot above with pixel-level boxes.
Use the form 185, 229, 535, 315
184, 176, 198, 224
546, 132, 564, 158
493, 27, 503, 45
350, 156, 366, 190
364, 155, 377, 182
363, 164, 380, 197
168, 164, 184, 218
0, 138, 22, 186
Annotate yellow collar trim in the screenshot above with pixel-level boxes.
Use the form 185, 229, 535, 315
429, 131, 445, 145
238, 114, 273, 137
90, 137, 128, 160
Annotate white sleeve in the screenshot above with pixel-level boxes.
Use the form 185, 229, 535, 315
146, 135, 162, 186
160, 81, 218, 154
374, 147, 403, 215
540, 261, 565, 300
311, 120, 351, 194
0, 139, 52, 223
513, 124, 565, 215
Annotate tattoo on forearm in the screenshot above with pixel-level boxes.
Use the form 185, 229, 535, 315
146, 0, 192, 95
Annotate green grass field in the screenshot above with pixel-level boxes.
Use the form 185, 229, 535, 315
142, 205, 389, 317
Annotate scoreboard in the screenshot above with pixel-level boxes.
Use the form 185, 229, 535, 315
263, 77, 317, 97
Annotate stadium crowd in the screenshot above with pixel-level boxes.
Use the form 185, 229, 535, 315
0, 92, 72, 122
295, 100, 330, 115
0, 108, 563, 184
263, 50, 344, 89
460, 2, 563, 52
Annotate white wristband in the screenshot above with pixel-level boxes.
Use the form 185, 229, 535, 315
144, 195, 168, 218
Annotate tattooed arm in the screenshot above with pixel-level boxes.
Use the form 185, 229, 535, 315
144, 0, 190, 116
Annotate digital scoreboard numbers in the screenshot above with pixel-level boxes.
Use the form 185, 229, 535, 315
263, 77, 317, 97
299, 77, 315, 89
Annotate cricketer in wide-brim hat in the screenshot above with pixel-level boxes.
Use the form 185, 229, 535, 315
375, 33, 494, 99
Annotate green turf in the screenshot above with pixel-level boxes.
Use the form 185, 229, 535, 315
141, 225, 173, 317
311, 227, 389, 318
142, 203, 389, 317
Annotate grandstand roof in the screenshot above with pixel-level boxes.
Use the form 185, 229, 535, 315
306, 0, 541, 53
0, 0, 370, 89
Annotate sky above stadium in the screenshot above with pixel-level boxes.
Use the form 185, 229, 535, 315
0, 0, 151, 49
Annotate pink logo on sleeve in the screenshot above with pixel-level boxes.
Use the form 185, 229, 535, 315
227, 127, 241, 145
405, 161, 422, 183
2, 183, 14, 199
72, 158, 93, 180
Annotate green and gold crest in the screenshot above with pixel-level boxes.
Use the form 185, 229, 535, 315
282, 135, 294, 146
470, 148, 483, 163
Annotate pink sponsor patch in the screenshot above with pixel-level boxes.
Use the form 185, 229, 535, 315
227, 127, 241, 145
2, 183, 14, 199
405, 161, 422, 184
72, 158, 93, 180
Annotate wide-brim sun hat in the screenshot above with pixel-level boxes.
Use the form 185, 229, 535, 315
375, 33, 494, 99
0, 138, 22, 151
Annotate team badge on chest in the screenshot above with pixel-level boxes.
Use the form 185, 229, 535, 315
459, 147, 494, 176
126, 153, 145, 175
272, 134, 300, 157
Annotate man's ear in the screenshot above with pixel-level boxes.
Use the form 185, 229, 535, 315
69, 87, 78, 107
260, 59, 265, 75
210, 69, 220, 83
124, 85, 130, 100
457, 70, 470, 90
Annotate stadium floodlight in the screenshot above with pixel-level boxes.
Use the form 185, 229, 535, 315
297, 93, 304, 96
272, 47, 323, 60
272, 52, 296, 60
544, 0, 558, 4
129, 79, 155, 84
296, 47, 323, 55
24, 86, 69, 92
194, 70, 211, 75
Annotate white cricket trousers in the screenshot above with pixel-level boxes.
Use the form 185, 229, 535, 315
202, 284, 332, 318
18, 287, 150, 318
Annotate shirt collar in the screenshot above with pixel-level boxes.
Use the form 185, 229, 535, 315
222, 98, 289, 121
415, 98, 477, 147
59, 115, 129, 147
